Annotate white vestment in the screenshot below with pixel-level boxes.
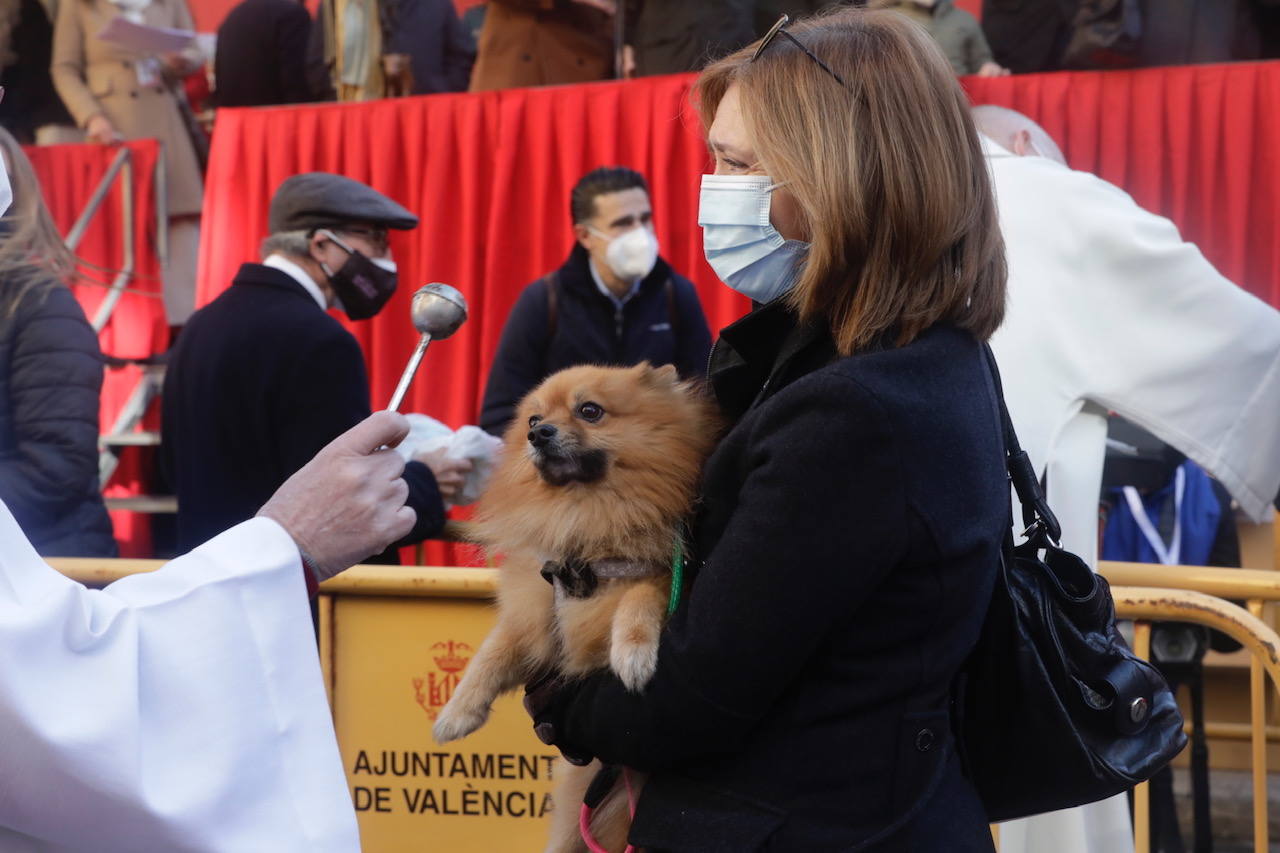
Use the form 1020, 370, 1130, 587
984, 136, 1280, 852
0, 501, 359, 852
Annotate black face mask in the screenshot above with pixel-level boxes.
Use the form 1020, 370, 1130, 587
318, 231, 398, 320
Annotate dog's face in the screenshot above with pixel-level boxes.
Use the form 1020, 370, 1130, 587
479, 362, 720, 559
515, 362, 684, 488
523, 390, 610, 487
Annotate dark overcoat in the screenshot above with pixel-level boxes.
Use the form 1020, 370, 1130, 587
160, 263, 443, 554
215, 0, 315, 107
0, 278, 115, 557
624, 0, 756, 76
383, 0, 476, 94
539, 303, 1007, 850
478, 244, 711, 436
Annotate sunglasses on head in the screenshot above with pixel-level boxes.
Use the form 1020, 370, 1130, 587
752, 14, 851, 91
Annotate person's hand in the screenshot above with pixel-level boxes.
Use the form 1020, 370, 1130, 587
414, 446, 473, 503
382, 54, 414, 97
523, 672, 594, 766
258, 411, 417, 581
383, 53, 408, 77
85, 114, 121, 145
977, 62, 1010, 78
160, 52, 197, 76
622, 44, 635, 79
570, 0, 617, 14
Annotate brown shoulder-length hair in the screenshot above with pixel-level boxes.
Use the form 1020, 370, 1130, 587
0, 127, 78, 316
695, 8, 1006, 355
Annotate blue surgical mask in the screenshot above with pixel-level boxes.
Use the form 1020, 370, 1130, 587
699, 174, 809, 304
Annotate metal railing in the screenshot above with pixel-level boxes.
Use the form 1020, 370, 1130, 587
1113, 587, 1280, 853
44, 556, 1280, 852
70, 143, 173, 489
1101, 562, 1280, 853
63, 147, 135, 333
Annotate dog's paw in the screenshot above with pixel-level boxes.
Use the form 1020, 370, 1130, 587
611, 636, 659, 692
432, 702, 489, 744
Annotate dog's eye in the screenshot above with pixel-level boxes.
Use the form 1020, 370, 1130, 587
576, 402, 605, 423
528, 415, 541, 427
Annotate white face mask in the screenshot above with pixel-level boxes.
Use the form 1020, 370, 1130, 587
371, 257, 397, 274
0, 153, 12, 218
589, 225, 659, 282
699, 174, 808, 304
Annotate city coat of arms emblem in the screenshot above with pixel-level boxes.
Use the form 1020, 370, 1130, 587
412, 640, 472, 721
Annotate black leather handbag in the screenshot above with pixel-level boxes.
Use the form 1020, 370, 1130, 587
956, 346, 1187, 823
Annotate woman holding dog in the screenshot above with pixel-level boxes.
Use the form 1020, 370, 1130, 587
527, 8, 1009, 850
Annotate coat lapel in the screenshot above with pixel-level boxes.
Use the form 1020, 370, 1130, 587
709, 300, 834, 420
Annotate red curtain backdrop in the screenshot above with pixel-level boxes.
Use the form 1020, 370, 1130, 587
198, 62, 1280, 564
25, 140, 169, 556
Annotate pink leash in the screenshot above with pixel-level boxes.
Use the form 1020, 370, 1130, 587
579, 767, 639, 853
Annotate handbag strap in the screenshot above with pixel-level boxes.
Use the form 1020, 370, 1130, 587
980, 344, 1063, 544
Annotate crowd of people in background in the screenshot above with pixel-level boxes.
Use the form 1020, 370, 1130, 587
0, 0, 1276, 136
0, 0, 1273, 543
0, 3, 1274, 845
0, 0, 1269, 325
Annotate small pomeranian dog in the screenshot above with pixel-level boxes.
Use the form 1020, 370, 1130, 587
432, 362, 719, 853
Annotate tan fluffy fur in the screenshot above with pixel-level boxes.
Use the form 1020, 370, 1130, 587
432, 363, 719, 853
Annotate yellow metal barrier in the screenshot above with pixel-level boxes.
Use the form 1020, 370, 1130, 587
47, 557, 1280, 852
313, 567, 559, 851
1097, 561, 1280, 853
1107, 587, 1280, 853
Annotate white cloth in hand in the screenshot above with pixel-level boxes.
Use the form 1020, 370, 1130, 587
396, 414, 503, 507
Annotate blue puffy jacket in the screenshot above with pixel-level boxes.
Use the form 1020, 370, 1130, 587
0, 276, 115, 556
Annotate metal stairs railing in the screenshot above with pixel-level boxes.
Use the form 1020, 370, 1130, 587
70, 145, 176, 515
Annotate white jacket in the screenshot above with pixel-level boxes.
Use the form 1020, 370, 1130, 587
0, 502, 360, 852
984, 134, 1280, 853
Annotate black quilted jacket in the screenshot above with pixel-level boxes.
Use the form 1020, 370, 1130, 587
0, 276, 115, 556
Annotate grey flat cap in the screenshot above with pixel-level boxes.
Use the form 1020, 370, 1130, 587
268, 172, 419, 233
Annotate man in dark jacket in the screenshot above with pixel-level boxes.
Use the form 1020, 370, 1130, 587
215, 0, 315, 107
478, 166, 712, 436
624, 0, 756, 77
161, 173, 468, 555
0, 0, 75, 142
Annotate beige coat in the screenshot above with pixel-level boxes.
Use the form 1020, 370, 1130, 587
51, 0, 204, 215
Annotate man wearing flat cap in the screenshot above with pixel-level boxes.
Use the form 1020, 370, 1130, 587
161, 172, 470, 557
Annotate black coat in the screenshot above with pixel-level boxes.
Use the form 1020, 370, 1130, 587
0, 278, 115, 557
214, 0, 315, 107
383, 0, 475, 94
624, 0, 757, 76
0, 0, 73, 140
543, 304, 1007, 851
478, 245, 711, 435
160, 264, 443, 554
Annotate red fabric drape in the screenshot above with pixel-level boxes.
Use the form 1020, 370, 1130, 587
199, 63, 1280, 564
25, 140, 168, 556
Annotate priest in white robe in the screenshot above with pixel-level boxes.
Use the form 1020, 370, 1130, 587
975, 105, 1280, 853
0, 409, 417, 851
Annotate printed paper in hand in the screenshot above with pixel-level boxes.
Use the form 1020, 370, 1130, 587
97, 16, 195, 53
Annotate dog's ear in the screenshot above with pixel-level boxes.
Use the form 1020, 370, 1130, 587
642, 363, 679, 387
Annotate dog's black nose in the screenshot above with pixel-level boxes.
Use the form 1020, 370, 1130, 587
528, 423, 558, 447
